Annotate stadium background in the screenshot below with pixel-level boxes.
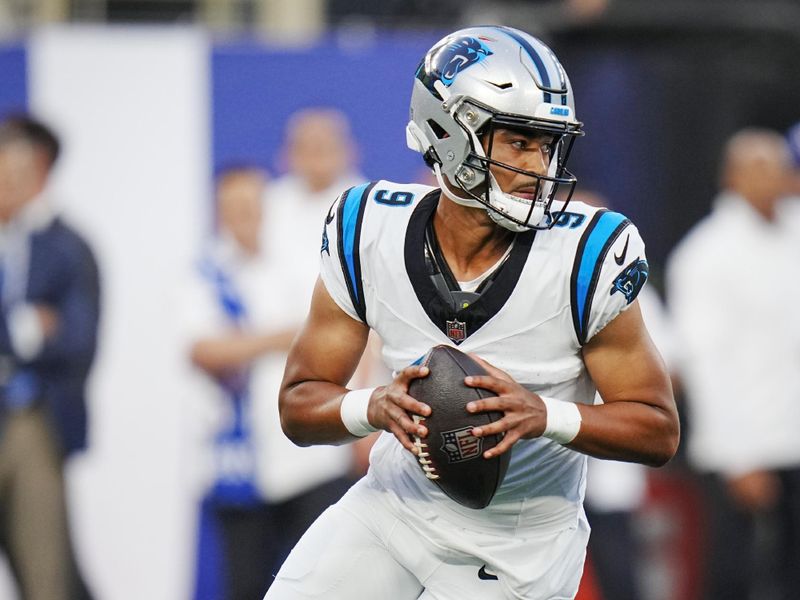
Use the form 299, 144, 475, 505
0, 1, 799, 599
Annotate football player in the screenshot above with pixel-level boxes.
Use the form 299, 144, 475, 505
266, 26, 678, 600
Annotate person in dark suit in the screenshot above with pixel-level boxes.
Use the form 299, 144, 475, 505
0, 115, 99, 600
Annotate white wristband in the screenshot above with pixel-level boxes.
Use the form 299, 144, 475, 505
340, 388, 379, 438
541, 396, 582, 444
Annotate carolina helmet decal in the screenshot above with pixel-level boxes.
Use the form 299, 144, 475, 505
417, 36, 493, 96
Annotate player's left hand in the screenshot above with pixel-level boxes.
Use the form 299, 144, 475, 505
463, 355, 547, 459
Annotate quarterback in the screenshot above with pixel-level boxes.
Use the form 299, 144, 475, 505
267, 26, 679, 600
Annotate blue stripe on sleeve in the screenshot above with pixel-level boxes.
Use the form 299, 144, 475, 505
575, 211, 627, 338
341, 182, 371, 304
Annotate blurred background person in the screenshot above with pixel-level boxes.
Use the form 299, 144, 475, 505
262, 105, 383, 489
781, 122, 800, 229
0, 115, 98, 600
666, 128, 800, 600
182, 166, 355, 600
788, 123, 800, 197
575, 189, 677, 600
264, 107, 365, 297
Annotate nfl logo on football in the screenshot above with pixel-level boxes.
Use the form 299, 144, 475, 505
441, 427, 482, 463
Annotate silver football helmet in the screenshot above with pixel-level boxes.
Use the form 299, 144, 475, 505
406, 26, 583, 231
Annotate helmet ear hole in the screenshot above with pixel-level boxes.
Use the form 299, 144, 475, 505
426, 119, 450, 140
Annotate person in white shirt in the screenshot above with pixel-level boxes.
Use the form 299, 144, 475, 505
263, 107, 384, 482
183, 167, 354, 600
576, 189, 677, 600
667, 128, 800, 600
264, 107, 366, 307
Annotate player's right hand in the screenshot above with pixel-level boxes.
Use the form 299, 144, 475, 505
367, 365, 431, 454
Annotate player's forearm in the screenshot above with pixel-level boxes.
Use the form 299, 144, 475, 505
279, 379, 362, 447
278, 279, 374, 446
569, 395, 679, 467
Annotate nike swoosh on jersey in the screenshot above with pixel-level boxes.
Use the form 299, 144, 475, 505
478, 565, 499, 581
614, 233, 630, 265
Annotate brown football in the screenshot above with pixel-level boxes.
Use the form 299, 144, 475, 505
408, 345, 510, 509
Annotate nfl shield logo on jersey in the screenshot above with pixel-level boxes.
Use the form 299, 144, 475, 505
441, 427, 482, 463
446, 319, 467, 343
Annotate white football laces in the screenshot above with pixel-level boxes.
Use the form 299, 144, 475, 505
413, 415, 439, 480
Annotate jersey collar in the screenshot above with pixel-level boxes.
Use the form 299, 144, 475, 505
404, 191, 536, 344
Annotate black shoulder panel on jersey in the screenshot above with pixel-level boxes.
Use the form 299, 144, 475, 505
569, 210, 630, 345
336, 182, 377, 323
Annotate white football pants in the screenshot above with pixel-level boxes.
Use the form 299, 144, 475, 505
264, 475, 588, 599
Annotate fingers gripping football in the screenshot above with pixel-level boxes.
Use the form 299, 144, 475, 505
405, 346, 511, 509
367, 365, 431, 454
465, 373, 548, 459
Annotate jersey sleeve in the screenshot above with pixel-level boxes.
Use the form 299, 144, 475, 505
319, 183, 375, 323
570, 212, 648, 344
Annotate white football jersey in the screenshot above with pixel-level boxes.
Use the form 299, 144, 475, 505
319, 180, 648, 531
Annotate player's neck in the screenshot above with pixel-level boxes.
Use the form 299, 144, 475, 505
432, 196, 514, 282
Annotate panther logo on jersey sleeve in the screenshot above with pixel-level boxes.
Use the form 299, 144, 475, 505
611, 258, 649, 304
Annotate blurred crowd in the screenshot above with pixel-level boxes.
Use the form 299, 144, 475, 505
581, 126, 800, 600
1, 84, 800, 600
177, 108, 384, 599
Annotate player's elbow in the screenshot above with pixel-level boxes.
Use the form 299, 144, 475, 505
278, 385, 315, 447
280, 422, 313, 448
278, 402, 309, 447
644, 412, 681, 467
646, 438, 679, 468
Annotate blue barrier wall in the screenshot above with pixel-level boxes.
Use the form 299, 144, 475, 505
0, 42, 27, 116
211, 32, 442, 183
